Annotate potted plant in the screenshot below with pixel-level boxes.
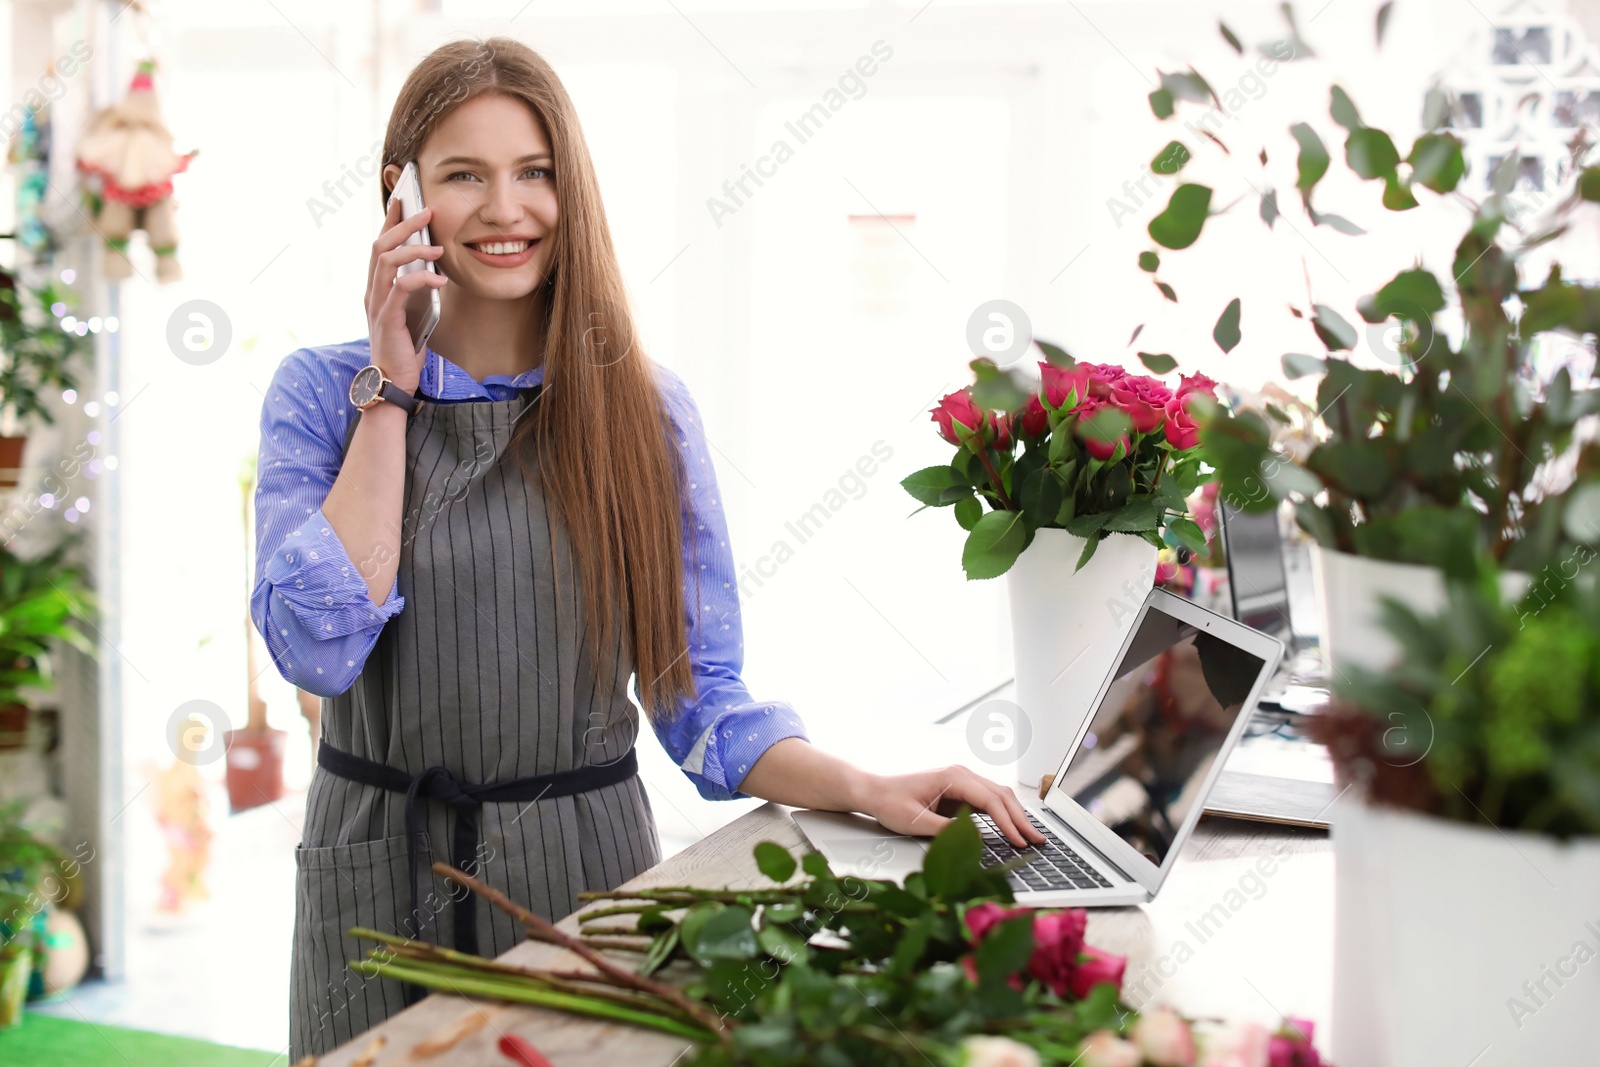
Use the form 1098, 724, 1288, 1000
0, 268, 96, 488
902, 347, 1215, 787
0, 533, 98, 750
1128, 36, 1600, 674
0, 799, 68, 1028
1311, 558, 1600, 1064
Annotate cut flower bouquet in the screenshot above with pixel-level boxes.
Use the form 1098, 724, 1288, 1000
904, 346, 1217, 579
347, 809, 1329, 1067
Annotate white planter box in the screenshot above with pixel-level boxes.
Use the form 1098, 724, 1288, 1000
1333, 797, 1600, 1065
1310, 545, 1527, 677
1005, 529, 1156, 789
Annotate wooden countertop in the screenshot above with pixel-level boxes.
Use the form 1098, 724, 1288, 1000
312, 801, 1333, 1066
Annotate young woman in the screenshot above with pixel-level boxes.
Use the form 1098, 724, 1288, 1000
253, 37, 1043, 1060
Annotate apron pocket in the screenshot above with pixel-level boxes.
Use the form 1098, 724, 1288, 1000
290, 832, 436, 1057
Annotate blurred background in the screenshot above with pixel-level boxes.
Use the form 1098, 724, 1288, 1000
0, 0, 1596, 1058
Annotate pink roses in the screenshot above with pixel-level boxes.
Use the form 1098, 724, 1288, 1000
1078, 1013, 1328, 1067
958, 902, 1127, 1001
932, 359, 1219, 463
932, 388, 987, 447
1037, 360, 1209, 461
1161, 371, 1217, 451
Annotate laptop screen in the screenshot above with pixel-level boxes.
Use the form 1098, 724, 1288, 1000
1054, 601, 1267, 868
1220, 502, 1293, 642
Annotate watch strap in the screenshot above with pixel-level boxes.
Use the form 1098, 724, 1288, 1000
378, 378, 422, 415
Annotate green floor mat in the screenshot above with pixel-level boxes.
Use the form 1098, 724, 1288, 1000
0, 1012, 284, 1066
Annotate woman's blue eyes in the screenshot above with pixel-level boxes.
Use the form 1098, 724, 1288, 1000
445, 167, 550, 182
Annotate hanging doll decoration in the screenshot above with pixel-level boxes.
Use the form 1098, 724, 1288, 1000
73, 59, 196, 283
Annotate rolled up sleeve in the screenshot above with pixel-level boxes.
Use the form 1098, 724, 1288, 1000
648, 366, 809, 801
251, 348, 404, 697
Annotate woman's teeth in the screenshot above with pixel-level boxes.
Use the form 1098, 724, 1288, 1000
472, 241, 531, 255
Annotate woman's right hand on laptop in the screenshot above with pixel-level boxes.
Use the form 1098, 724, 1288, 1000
862, 764, 1046, 849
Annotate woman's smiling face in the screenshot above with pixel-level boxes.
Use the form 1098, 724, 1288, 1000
385, 92, 559, 301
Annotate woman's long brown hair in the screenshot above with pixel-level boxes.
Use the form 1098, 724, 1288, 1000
379, 37, 693, 726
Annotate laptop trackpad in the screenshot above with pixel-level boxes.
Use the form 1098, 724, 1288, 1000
816, 835, 927, 881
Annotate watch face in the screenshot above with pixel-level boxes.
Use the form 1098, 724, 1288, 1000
350, 364, 384, 407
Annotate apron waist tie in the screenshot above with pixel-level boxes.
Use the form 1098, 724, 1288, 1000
316, 740, 640, 965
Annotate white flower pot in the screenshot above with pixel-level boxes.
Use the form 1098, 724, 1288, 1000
1333, 796, 1600, 1065
1310, 545, 1528, 677
1005, 529, 1157, 790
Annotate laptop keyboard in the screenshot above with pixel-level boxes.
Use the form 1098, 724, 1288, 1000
973, 811, 1113, 892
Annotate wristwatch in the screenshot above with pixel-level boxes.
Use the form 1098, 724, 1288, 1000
349, 364, 422, 415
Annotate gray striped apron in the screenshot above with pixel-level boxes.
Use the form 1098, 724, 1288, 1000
288, 385, 663, 1061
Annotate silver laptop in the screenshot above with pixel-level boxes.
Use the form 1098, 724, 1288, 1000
791, 589, 1284, 906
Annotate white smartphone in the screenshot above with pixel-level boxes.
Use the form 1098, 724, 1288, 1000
386, 160, 442, 356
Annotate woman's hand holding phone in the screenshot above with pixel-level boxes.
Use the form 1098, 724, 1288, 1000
366, 196, 447, 394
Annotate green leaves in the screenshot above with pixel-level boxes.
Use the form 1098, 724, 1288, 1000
970, 358, 1031, 412
1408, 133, 1465, 193
1167, 516, 1209, 555
1036, 339, 1075, 367
962, 509, 1030, 580
1345, 127, 1400, 180
1138, 351, 1177, 374
754, 840, 798, 883
972, 912, 1034, 1016
640, 926, 680, 976
1148, 184, 1212, 249
919, 804, 984, 900
1020, 466, 1065, 529
1138, 251, 1160, 273
1103, 496, 1158, 532
1311, 304, 1358, 351
1357, 268, 1446, 321
1149, 87, 1174, 119
1260, 188, 1280, 229
1329, 85, 1364, 130
1290, 123, 1329, 192
1581, 167, 1600, 202
1160, 69, 1215, 107
1307, 439, 1396, 500
1282, 352, 1326, 379
1152, 141, 1191, 175
902, 465, 969, 507
1082, 408, 1133, 447
679, 902, 760, 965
1213, 298, 1242, 353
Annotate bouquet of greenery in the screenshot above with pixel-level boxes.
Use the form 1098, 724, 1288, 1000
1312, 553, 1600, 838
352, 810, 1329, 1066
902, 346, 1216, 579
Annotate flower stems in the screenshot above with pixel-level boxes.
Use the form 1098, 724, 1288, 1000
431, 861, 732, 1039
349, 958, 715, 1043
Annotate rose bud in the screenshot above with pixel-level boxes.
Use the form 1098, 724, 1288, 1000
1079, 1031, 1141, 1067
1132, 1006, 1197, 1066
932, 389, 985, 446
1069, 945, 1128, 999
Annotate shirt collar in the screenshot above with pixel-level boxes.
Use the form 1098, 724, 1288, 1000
418, 346, 545, 399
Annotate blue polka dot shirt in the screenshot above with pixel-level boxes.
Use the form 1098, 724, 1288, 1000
250, 338, 808, 801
